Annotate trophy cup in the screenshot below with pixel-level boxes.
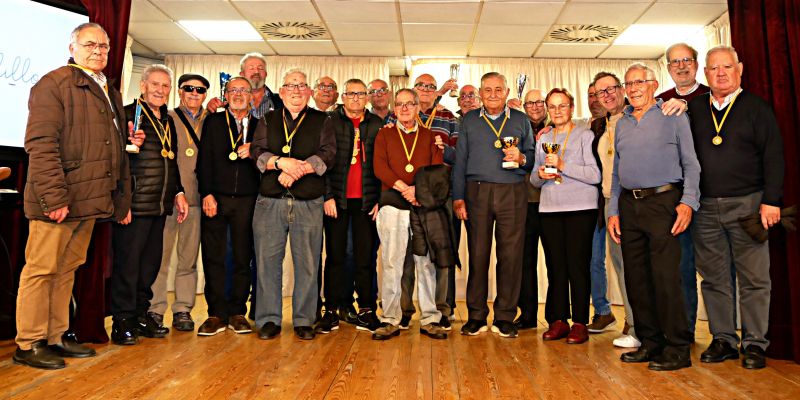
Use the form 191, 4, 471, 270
516, 74, 527, 100
501, 136, 520, 169
449, 64, 460, 97
126, 101, 142, 153
541, 142, 561, 175
218, 72, 232, 111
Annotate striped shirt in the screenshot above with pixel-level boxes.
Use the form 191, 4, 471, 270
389, 106, 459, 164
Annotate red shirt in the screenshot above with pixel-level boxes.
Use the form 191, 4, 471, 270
345, 117, 363, 199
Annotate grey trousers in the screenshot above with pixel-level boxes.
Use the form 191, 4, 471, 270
400, 244, 451, 320
149, 206, 200, 315
693, 192, 771, 350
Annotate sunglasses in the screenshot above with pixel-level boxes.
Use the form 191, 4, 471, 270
181, 85, 208, 94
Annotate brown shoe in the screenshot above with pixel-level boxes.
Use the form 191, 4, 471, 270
198, 317, 226, 336
420, 323, 448, 339
566, 323, 589, 344
587, 313, 617, 333
228, 315, 252, 334
542, 320, 570, 341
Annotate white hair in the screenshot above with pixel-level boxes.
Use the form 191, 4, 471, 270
706, 45, 740, 65
282, 68, 308, 84
70, 22, 109, 44
625, 62, 657, 81
141, 64, 174, 83
239, 52, 267, 72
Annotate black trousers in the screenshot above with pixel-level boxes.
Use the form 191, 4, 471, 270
518, 202, 541, 321
540, 209, 596, 325
201, 195, 255, 322
465, 181, 527, 322
111, 215, 167, 320
323, 199, 377, 310
619, 189, 692, 351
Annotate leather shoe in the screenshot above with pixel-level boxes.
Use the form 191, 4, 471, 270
621, 347, 661, 363
172, 312, 195, 332
258, 322, 281, 340
111, 319, 138, 345
542, 320, 570, 341
648, 348, 691, 371
513, 317, 537, 330
566, 323, 589, 344
137, 313, 169, 338
13, 340, 65, 370
700, 339, 739, 363
49, 331, 96, 358
294, 326, 315, 340
228, 315, 252, 334
742, 345, 766, 369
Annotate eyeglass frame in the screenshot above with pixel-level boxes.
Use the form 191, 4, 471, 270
413, 83, 437, 92
282, 83, 309, 91
523, 100, 545, 108
396, 101, 419, 109
623, 79, 656, 89
594, 85, 621, 97
74, 41, 110, 53
226, 87, 252, 94
668, 57, 696, 67
343, 91, 368, 99
368, 88, 389, 96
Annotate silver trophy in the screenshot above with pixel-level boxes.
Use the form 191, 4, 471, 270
516, 74, 528, 100
449, 64, 460, 97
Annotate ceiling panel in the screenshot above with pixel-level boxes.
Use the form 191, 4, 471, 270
337, 41, 404, 56
470, 42, 539, 58
402, 23, 473, 42
317, 1, 397, 23
130, 0, 171, 22
400, 2, 480, 24
128, 22, 195, 40
405, 42, 469, 57
480, 2, 564, 26
268, 40, 339, 55
234, 1, 320, 21
534, 43, 607, 58
474, 24, 549, 44
327, 23, 400, 41
637, 3, 727, 25
599, 44, 665, 59
557, 2, 650, 26
136, 38, 212, 54
204, 41, 276, 55
152, 1, 241, 20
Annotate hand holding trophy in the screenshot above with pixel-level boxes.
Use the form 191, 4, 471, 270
501, 136, 520, 169
126, 102, 143, 153
449, 64, 460, 97
541, 142, 563, 184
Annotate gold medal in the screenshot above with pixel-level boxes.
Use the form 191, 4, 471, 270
161, 149, 169, 158
494, 139, 502, 149
229, 151, 238, 161
168, 151, 175, 159
405, 164, 414, 173
185, 148, 195, 157
351, 157, 357, 165
282, 145, 291, 154
712, 135, 723, 145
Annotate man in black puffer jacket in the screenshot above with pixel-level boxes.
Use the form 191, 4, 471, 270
111, 64, 188, 346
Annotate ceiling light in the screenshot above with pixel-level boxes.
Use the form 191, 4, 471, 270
177, 20, 262, 41
614, 24, 704, 46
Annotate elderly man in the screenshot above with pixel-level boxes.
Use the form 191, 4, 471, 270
608, 63, 700, 371
368, 79, 392, 123
111, 64, 189, 345
208, 53, 283, 116
13, 22, 136, 369
251, 69, 336, 341
317, 79, 383, 333
372, 88, 447, 340
456, 84, 481, 124
148, 73, 209, 332
690, 46, 783, 370
314, 76, 339, 111
195, 77, 261, 336
587, 84, 607, 121
454, 72, 534, 338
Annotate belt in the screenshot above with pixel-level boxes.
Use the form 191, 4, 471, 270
625, 183, 679, 200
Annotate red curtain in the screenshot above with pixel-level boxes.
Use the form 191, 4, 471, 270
729, 0, 800, 363
81, 0, 131, 90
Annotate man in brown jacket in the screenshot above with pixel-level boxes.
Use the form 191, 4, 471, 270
14, 23, 140, 370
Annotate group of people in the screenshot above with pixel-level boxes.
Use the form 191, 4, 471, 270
13, 22, 783, 375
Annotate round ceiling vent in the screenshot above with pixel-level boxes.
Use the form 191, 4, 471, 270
548, 25, 620, 43
258, 22, 328, 40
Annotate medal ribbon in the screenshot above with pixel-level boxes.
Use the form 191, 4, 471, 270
139, 98, 172, 153
710, 91, 741, 136
352, 116, 363, 163
481, 113, 509, 144
396, 125, 419, 170
225, 111, 244, 154
282, 112, 307, 149
416, 107, 438, 130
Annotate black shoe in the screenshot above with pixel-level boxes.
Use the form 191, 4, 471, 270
701, 339, 739, 363
49, 331, 96, 358
337, 305, 358, 324
399, 314, 412, 330
461, 319, 488, 336
137, 313, 169, 338
742, 345, 767, 369
439, 314, 452, 331
513, 317, 537, 330
491, 320, 518, 338
621, 347, 661, 363
355, 309, 381, 333
13, 340, 65, 370
315, 310, 340, 334
648, 348, 691, 371
294, 326, 315, 340
111, 319, 139, 345
172, 312, 195, 332
258, 322, 281, 340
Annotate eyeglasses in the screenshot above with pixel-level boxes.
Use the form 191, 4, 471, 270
523, 100, 545, 108
396, 101, 418, 109
75, 41, 110, 53
283, 83, 309, 91
414, 83, 437, 92
623, 79, 655, 89
547, 104, 571, 112
595, 85, 620, 97
181, 85, 208, 94
226, 87, 252, 94
344, 91, 367, 99
316, 83, 336, 91
459, 93, 478, 100
368, 88, 389, 96
668, 57, 696, 67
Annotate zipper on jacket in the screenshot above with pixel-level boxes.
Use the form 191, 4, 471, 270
160, 156, 168, 215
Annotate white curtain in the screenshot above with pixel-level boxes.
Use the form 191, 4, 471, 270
705, 12, 731, 49
121, 35, 134, 100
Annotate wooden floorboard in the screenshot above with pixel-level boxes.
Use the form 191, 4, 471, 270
1, 296, 799, 400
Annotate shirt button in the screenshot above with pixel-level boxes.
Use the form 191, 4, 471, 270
100, 109, 105, 114
107, 171, 112, 177
105, 140, 111, 145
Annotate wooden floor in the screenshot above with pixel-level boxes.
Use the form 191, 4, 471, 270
2, 297, 800, 400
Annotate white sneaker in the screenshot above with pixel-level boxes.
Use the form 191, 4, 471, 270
613, 334, 641, 348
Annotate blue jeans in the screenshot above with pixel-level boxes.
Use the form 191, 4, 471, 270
679, 229, 697, 334
253, 196, 323, 328
589, 222, 611, 316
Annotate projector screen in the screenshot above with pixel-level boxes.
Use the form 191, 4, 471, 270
0, 0, 88, 148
